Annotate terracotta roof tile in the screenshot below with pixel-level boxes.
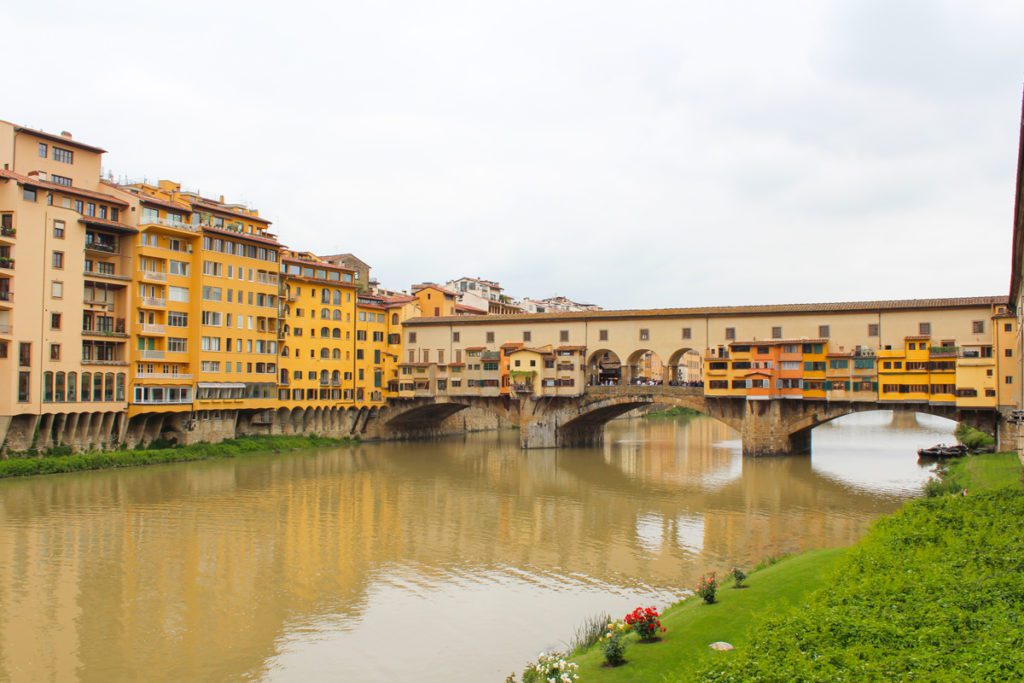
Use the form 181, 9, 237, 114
0, 169, 129, 206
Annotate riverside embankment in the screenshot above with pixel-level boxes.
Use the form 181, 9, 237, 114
0, 434, 358, 478
565, 451, 1023, 682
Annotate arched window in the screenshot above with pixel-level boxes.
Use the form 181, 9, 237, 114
320, 370, 329, 383
321, 289, 330, 304
320, 348, 330, 359
116, 373, 125, 401
283, 324, 290, 335
332, 328, 341, 338
81, 372, 91, 401
332, 370, 340, 382
92, 373, 103, 401
332, 348, 341, 359
391, 313, 399, 325
280, 369, 289, 384
321, 308, 330, 318
332, 310, 341, 321
281, 345, 289, 356
55, 372, 66, 402
67, 372, 77, 402
320, 327, 329, 337
333, 291, 341, 305
104, 373, 115, 402
43, 372, 54, 402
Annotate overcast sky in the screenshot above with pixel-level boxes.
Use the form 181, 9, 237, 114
5, 1, 1023, 309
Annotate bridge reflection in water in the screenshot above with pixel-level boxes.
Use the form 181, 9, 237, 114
0, 414, 951, 682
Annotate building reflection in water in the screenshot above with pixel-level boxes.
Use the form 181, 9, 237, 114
0, 412, 945, 682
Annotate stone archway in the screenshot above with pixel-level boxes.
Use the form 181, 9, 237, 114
625, 349, 665, 385
667, 348, 702, 387
586, 349, 622, 386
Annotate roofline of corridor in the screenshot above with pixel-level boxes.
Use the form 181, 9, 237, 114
403, 295, 1010, 327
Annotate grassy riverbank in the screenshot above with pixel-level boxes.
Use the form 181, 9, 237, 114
566, 451, 1023, 682
0, 434, 358, 479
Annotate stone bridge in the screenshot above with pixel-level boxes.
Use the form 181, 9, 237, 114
376, 386, 1005, 456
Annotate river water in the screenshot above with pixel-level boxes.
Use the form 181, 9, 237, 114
0, 412, 954, 682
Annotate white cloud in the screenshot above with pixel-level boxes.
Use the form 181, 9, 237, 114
5, 0, 1021, 308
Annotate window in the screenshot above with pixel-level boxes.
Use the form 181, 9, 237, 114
1006, 349, 1013, 358
53, 147, 74, 164
53, 220, 65, 239
725, 327, 735, 341
50, 313, 61, 330
523, 331, 531, 342
23, 188, 36, 202
771, 326, 782, 339
168, 337, 187, 353
18, 371, 30, 402
599, 329, 608, 341
1006, 323, 1013, 333
818, 325, 830, 338
972, 320, 984, 334
168, 312, 188, 327
38, 142, 48, 157
919, 322, 931, 336
486, 331, 495, 343
19, 342, 31, 367
51, 174, 72, 187
408, 332, 417, 343
560, 330, 569, 343
452, 331, 460, 343
168, 286, 189, 302
51, 281, 63, 298
49, 343, 61, 361
639, 328, 649, 341
868, 323, 879, 337
682, 327, 691, 340
74, 199, 83, 214
1007, 376, 1014, 385
52, 251, 64, 269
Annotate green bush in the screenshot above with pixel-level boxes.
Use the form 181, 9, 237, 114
955, 423, 996, 453
698, 486, 1024, 681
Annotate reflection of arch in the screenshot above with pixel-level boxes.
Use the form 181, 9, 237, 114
625, 349, 664, 385
667, 348, 702, 386
586, 349, 622, 386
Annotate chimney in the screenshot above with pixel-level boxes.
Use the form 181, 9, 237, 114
219, 195, 225, 203
60, 131, 73, 139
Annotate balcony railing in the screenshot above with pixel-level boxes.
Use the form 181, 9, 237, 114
0, 226, 15, 238
256, 273, 279, 285
139, 349, 165, 360
141, 270, 168, 282
142, 216, 199, 232
84, 241, 118, 254
0, 258, 14, 270
81, 358, 128, 366
0, 323, 11, 334
141, 297, 166, 308
140, 323, 166, 335
84, 269, 130, 281
0, 291, 11, 303
133, 397, 193, 405
135, 372, 193, 380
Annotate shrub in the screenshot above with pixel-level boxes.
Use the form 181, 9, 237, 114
729, 566, 747, 588
600, 620, 629, 666
624, 606, 665, 641
696, 572, 719, 604
521, 652, 578, 683
955, 423, 996, 453
754, 553, 790, 571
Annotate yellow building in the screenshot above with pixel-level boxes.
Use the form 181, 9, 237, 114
411, 283, 457, 317
279, 251, 359, 407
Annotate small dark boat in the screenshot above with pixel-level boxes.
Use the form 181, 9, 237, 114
917, 443, 968, 459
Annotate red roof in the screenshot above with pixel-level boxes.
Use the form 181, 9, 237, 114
0, 169, 129, 206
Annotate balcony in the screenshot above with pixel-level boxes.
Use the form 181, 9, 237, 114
133, 397, 193, 405
139, 349, 165, 360
0, 323, 11, 335
0, 291, 11, 305
83, 298, 115, 310
0, 258, 14, 270
141, 270, 168, 282
84, 268, 131, 282
140, 323, 166, 335
140, 296, 166, 308
82, 327, 128, 339
135, 372, 193, 380
256, 273, 279, 285
0, 226, 15, 240
81, 358, 128, 366
84, 240, 118, 254
141, 216, 199, 233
